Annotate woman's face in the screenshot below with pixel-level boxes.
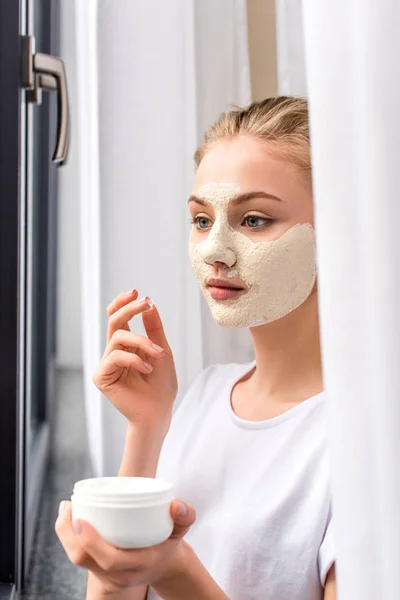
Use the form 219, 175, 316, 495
188, 135, 316, 328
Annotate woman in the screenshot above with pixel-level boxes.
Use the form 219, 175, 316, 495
56, 97, 336, 600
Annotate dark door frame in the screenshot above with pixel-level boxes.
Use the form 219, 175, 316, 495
0, 0, 60, 597
23, 0, 60, 580
0, 0, 25, 597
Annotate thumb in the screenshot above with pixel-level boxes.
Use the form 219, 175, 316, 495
142, 304, 171, 354
169, 500, 196, 540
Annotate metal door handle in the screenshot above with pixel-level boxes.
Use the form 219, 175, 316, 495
21, 35, 70, 166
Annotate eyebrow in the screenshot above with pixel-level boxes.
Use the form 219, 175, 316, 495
187, 191, 282, 205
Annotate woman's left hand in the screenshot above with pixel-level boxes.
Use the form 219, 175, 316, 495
55, 498, 196, 594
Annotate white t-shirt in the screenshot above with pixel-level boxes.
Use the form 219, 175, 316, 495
148, 361, 334, 600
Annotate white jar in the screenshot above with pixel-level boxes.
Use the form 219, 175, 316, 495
71, 477, 175, 549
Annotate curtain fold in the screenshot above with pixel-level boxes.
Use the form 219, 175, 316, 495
302, 1, 400, 597
74, 0, 104, 477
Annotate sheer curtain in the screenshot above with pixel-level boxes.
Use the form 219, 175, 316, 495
74, 0, 103, 476
275, 0, 307, 96
75, 0, 252, 477
301, 2, 400, 598
276, 1, 400, 596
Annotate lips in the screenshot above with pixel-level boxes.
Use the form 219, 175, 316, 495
206, 278, 245, 301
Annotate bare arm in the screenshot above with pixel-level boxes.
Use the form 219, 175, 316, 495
87, 572, 147, 600
150, 541, 229, 600
118, 421, 169, 478
324, 565, 336, 600
87, 422, 168, 600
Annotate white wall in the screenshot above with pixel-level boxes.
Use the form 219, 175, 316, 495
57, 0, 82, 368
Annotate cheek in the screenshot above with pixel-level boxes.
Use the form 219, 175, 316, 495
244, 217, 314, 244
190, 228, 205, 244
189, 239, 203, 263
243, 223, 288, 244
189, 242, 209, 282
236, 248, 269, 284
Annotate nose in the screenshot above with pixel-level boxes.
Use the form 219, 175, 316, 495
203, 249, 236, 268
199, 233, 236, 268
211, 259, 234, 270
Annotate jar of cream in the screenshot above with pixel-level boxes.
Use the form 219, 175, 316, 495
71, 477, 174, 548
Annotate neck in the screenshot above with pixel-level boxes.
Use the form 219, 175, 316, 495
249, 291, 323, 401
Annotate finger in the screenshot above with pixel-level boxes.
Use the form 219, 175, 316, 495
107, 296, 152, 344
142, 305, 172, 355
168, 500, 196, 540
106, 289, 139, 318
55, 501, 97, 570
72, 519, 151, 573
97, 349, 154, 380
103, 330, 165, 361
56, 503, 137, 590
106, 290, 139, 343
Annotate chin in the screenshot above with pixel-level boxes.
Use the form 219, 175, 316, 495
209, 309, 253, 329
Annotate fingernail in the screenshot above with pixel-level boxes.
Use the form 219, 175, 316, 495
178, 502, 187, 518
58, 501, 66, 516
143, 362, 153, 372
152, 343, 164, 353
143, 296, 153, 311
137, 296, 153, 311
124, 289, 137, 297
73, 520, 82, 535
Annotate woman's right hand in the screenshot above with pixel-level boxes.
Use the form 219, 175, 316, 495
92, 290, 178, 433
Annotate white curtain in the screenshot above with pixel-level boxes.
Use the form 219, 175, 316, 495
75, 0, 104, 477
75, 0, 252, 477
275, 0, 307, 96
301, 2, 400, 598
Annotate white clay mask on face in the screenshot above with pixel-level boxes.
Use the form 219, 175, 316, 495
189, 183, 317, 328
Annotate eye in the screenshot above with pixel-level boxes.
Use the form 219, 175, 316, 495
191, 215, 213, 230
242, 215, 273, 229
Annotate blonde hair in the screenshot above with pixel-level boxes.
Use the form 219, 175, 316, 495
194, 96, 311, 184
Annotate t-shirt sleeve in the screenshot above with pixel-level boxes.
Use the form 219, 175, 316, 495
318, 516, 335, 587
